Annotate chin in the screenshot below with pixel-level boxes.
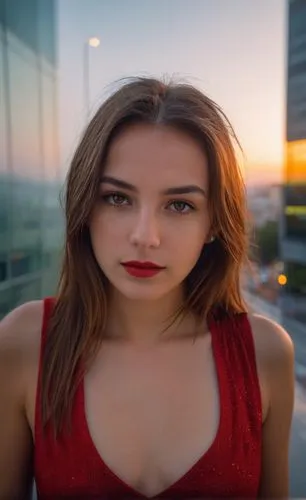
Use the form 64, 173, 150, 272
117, 283, 168, 302
107, 274, 175, 302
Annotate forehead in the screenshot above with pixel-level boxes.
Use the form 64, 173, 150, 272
104, 124, 208, 187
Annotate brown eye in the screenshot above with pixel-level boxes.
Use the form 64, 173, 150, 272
103, 193, 130, 206
168, 200, 194, 214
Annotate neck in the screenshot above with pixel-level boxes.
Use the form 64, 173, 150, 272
106, 286, 199, 344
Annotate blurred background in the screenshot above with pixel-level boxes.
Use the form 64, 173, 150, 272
0, 0, 305, 496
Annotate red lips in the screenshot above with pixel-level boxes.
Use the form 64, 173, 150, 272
121, 261, 165, 278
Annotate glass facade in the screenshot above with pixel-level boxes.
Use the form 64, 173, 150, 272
284, 181, 306, 241
287, 0, 306, 142
281, 0, 306, 322
0, 0, 62, 318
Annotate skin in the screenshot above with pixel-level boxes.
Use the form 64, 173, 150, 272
0, 124, 294, 499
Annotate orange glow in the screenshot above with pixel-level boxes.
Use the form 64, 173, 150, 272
278, 274, 287, 286
286, 139, 306, 184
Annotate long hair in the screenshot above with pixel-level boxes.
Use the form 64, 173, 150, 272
42, 76, 248, 435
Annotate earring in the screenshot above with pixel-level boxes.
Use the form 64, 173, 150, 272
209, 235, 215, 243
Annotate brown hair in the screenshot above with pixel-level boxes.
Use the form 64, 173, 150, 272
42, 76, 248, 435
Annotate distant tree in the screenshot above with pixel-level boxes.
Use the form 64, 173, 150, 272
255, 220, 279, 265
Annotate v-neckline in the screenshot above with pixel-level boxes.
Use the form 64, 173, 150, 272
78, 317, 227, 499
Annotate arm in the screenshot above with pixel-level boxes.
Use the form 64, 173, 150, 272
249, 314, 295, 498
0, 304, 36, 499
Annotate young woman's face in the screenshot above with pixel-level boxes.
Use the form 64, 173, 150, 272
89, 123, 211, 301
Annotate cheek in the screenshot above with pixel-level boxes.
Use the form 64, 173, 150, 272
171, 216, 209, 247
89, 212, 107, 250
169, 221, 208, 266
89, 211, 126, 253
178, 236, 205, 263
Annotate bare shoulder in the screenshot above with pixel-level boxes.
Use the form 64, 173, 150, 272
0, 300, 44, 382
0, 300, 44, 343
248, 313, 294, 369
247, 315, 295, 497
0, 302, 44, 497
248, 313, 295, 424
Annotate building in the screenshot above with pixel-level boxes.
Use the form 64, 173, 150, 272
280, 0, 306, 322
0, 0, 63, 318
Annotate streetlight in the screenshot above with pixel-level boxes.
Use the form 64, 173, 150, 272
84, 37, 100, 120
278, 273, 287, 286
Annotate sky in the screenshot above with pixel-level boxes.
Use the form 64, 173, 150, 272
58, 0, 288, 185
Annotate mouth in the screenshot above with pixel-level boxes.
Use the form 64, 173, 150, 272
122, 261, 165, 269
121, 261, 166, 278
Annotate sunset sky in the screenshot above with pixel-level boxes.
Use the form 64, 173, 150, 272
58, 0, 288, 185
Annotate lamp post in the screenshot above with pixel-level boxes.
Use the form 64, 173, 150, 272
83, 37, 100, 120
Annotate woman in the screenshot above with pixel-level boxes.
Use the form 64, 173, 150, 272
0, 77, 294, 499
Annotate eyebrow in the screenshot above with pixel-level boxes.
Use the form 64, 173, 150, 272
100, 175, 207, 197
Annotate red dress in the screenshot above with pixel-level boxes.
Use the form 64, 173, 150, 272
34, 297, 262, 498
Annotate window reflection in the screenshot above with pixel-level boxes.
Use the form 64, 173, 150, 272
0, 26, 8, 175
41, 183, 63, 281
0, 288, 12, 319
5, 0, 38, 54
8, 47, 42, 179
0, 27, 9, 283
1, 0, 60, 316
286, 214, 306, 240
38, 0, 57, 65
42, 73, 58, 181
285, 183, 306, 205
8, 38, 43, 277
11, 278, 41, 309
10, 179, 42, 276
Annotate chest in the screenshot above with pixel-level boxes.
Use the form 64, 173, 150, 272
34, 334, 262, 499
84, 337, 219, 497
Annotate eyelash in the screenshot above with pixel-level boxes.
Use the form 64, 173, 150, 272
101, 192, 196, 214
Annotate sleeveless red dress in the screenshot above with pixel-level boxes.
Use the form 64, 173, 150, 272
34, 298, 262, 498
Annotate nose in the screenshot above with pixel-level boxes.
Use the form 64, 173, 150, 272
129, 209, 161, 249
